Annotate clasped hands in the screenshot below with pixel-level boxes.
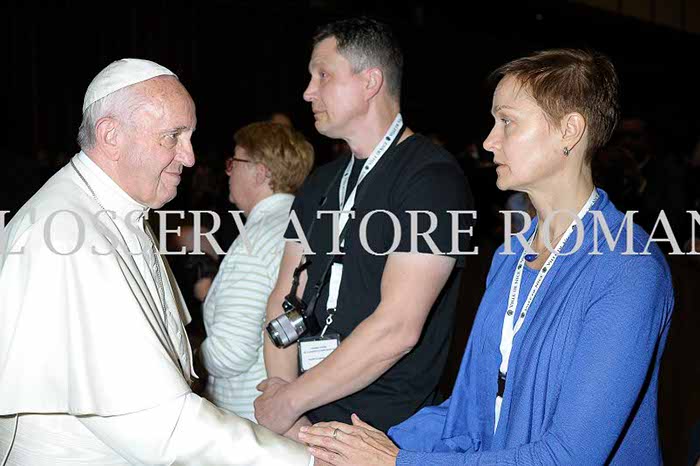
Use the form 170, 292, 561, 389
255, 378, 398, 466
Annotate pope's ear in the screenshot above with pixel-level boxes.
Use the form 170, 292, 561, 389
94, 117, 121, 160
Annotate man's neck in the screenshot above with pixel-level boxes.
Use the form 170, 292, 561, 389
345, 104, 403, 159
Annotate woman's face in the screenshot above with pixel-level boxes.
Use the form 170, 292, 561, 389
226, 145, 258, 213
483, 75, 566, 193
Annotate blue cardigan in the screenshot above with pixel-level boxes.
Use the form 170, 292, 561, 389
390, 189, 674, 465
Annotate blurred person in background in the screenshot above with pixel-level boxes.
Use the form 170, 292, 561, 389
198, 121, 314, 421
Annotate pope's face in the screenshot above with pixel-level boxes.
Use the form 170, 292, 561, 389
117, 77, 197, 209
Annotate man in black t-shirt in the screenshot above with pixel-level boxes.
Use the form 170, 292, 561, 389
255, 17, 474, 439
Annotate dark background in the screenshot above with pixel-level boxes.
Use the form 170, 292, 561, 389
2, 2, 699, 464
3, 2, 699, 163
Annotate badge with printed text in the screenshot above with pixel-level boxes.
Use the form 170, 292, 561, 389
298, 334, 341, 374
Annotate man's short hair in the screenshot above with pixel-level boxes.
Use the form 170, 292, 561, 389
313, 17, 403, 99
491, 48, 620, 163
233, 122, 314, 194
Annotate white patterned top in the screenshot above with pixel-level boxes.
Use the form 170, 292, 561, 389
201, 193, 294, 421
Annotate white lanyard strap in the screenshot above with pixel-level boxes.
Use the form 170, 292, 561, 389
494, 188, 598, 431
322, 114, 404, 335
336, 113, 403, 236
499, 188, 598, 375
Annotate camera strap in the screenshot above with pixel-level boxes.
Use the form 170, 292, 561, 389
286, 163, 346, 317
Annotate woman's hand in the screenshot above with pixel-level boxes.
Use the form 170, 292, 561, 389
298, 414, 399, 466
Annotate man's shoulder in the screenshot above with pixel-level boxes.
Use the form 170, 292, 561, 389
5, 166, 102, 249
311, 156, 348, 184
381, 134, 470, 208
295, 156, 348, 202
394, 134, 464, 176
15, 164, 89, 213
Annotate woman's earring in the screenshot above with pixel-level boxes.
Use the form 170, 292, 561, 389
563, 147, 570, 156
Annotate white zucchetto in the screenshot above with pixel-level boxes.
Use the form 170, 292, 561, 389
82, 58, 177, 113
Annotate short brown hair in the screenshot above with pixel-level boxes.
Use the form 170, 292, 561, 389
233, 122, 314, 194
492, 48, 620, 163
313, 17, 403, 99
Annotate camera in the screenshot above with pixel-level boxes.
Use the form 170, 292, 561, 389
266, 293, 320, 348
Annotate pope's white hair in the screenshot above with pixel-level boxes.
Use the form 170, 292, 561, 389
76, 85, 147, 151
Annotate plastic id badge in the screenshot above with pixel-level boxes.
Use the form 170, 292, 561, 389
297, 334, 340, 373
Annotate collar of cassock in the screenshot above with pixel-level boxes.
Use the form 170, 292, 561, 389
74, 151, 149, 226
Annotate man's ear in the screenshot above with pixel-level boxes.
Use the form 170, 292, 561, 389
94, 117, 121, 160
364, 67, 384, 102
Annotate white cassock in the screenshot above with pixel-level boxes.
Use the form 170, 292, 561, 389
0, 152, 312, 466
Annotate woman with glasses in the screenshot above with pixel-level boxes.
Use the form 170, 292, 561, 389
198, 121, 314, 422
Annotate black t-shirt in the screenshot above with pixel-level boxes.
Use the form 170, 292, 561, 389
285, 134, 474, 431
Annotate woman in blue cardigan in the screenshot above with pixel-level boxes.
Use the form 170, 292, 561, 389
299, 48, 674, 465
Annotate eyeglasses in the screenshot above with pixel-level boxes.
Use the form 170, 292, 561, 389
225, 156, 253, 174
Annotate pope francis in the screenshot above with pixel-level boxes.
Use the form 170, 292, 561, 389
0, 59, 315, 466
